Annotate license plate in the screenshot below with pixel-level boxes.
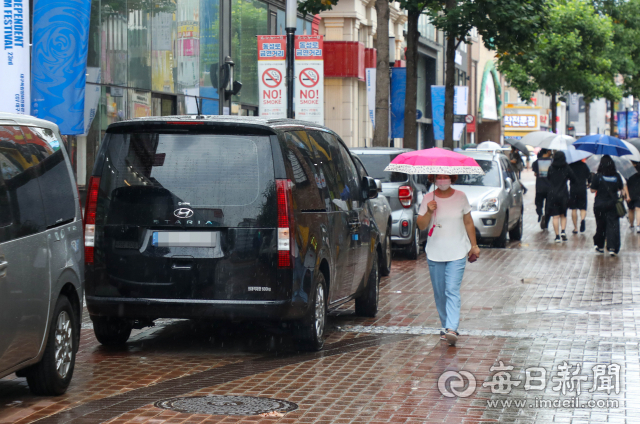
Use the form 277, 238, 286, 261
152, 232, 218, 247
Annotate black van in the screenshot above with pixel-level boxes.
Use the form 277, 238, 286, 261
85, 116, 382, 351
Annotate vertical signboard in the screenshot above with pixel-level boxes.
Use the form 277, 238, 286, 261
431, 86, 445, 140
390, 67, 406, 139
629, 111, 639, 138
617, 112, 627, 139
1, 0, 30, 115
32, 0, 91, 134
295, 35, 324, 125
366, 68, 375, 127
258, 35, 287, 118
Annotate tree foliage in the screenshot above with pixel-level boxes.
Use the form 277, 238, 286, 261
425, 0, 547, 147
597, 0, 640, 99
498, 0, 618, 103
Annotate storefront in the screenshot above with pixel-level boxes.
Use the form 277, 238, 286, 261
477, 61, 502, 143
78, 0, 313, 190
503, 105, 542, 143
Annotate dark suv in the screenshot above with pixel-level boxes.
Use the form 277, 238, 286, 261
85, 116, 382, 351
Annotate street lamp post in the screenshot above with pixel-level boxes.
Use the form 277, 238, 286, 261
286, 0, 297, 119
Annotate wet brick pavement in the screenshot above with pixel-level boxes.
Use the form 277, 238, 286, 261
1, 169, 639, 423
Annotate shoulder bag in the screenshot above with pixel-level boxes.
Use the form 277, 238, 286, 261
601, 176, 627, 218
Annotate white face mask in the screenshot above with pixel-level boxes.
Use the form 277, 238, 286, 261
436, 178, 451, 191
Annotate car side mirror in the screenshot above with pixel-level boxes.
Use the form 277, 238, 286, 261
374, 179, 382, 193
505, 177, 513, 191
363, 176, 378, 199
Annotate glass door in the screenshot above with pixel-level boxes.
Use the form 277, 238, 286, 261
152, 93, 177, 116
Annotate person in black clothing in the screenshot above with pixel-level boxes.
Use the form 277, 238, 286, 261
627, 161, 640, 233
532, 149, 553, 229
509, 146, 528, 194
590, 155, 629, 256
547, 151, 576, 242
568, 159, 592, 234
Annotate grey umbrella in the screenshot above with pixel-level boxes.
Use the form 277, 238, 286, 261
627, 138, 640, 152
505, 139, 530, 156
586, 155, 638, 180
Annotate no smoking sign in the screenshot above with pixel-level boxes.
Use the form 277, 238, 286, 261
262, 68, 283, 88
299, 68, 320, 88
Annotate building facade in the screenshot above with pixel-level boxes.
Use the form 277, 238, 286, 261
318, 0, 407, 148
78, 0, 315, 189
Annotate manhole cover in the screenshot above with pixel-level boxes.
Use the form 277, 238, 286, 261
154, 395, 298, 416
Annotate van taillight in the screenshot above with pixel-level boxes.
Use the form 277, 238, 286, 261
398, 186, 413, 208
84, 176, 100, 264
276, 179, 294, 268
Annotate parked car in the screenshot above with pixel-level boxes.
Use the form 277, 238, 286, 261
446, 149, 524, 248
350, 147, 429, 259
0, 113, 83, 395
352, 155, 392, 276
84, 116, 382, 351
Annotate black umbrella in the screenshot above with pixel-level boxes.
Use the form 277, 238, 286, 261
505, 139, 530, 157
627, 138, 640, 153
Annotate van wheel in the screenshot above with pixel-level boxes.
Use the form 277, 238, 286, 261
355, 253, 379, 317
25, 296, 77, 396
92, 317, 132, 346
405, 226, 420, 260
380, 225, 392, 277
509, 209, 524, 241
493, 214, 508, 248
294, 273, 326, 351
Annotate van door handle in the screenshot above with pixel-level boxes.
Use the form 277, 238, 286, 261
0, 259, 8, 277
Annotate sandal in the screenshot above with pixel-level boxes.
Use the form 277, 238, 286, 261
445, 329, 459, 346
440, 331, 446, 341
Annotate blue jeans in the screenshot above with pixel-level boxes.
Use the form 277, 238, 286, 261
427, 257, 466, 331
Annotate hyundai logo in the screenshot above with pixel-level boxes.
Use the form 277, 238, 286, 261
174, 208, 194, 219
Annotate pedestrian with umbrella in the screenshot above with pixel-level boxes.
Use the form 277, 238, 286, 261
386, 148, 483, 347
574, 135, 632, 256
627, 161, 640, 233
547, 151, 577, 242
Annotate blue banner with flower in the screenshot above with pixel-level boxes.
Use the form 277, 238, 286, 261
31, 0, 91, 135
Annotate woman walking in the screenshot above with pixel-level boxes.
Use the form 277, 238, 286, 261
568, 159, 592, 234
416, 174, 480, 347
627, 161, 640, 233
547, 151, 576, 243
591, 155, 628, 256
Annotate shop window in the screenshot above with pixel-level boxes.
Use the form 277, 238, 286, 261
231, 0, 268, 107
128, 2, 152, 90
200, 0, 220, 104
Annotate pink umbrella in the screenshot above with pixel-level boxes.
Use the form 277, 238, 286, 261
384, 147, 484, 175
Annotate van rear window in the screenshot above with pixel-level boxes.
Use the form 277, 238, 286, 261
98, 133, 276, 228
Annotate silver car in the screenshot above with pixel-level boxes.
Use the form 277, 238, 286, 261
352, 155, 392, 276
448, 150, 524, 248
0, 113, 84, 395
350, 148, 429, 259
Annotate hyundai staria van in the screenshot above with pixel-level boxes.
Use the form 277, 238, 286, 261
85, 116, 383, 351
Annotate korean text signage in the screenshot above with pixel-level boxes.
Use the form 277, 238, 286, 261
1, 0, 30, 115
295, 35, 324, 125
257, 35, 287, 118
504, 115, 538, 129
366, 68, 375, 127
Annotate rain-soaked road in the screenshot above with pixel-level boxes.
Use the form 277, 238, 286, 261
1, 169, 639, 424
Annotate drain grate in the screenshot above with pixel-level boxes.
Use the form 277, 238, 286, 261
154, 395, 298, 416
